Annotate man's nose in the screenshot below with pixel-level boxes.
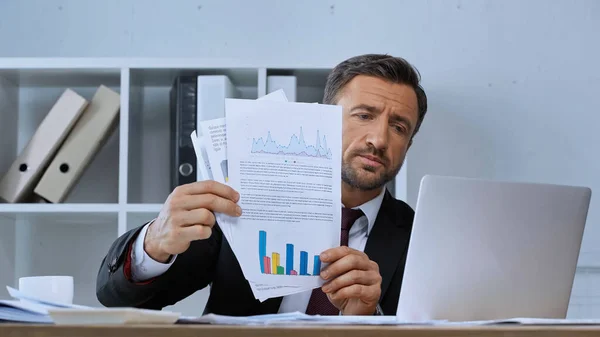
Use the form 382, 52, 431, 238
365, 119, 389, 151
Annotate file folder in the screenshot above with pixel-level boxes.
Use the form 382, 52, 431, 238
33, 85, 120, 203
0, 89, 88, 203
169, 76, 198, 189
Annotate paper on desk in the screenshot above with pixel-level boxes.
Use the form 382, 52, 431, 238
265, 314, 421, 326
443, 317, 600, 325
178, 312, 304, 325
225, 98, 342, 288
0, 286, 91, 323
2, 286, 181, 324
0, 299, 54, 323
178, 311, 431, 325
6, 286, 91, 310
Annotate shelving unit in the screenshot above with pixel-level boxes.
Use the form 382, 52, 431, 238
0, 57, 408, 316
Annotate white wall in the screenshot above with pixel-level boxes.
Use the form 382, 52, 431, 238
1, 0, 599, 315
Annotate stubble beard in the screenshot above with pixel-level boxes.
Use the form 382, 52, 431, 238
341, 156, 401, 191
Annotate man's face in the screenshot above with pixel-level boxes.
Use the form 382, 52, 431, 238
336, 75, 419, 191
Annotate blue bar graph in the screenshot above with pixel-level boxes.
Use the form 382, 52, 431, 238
313, 255, 321, 276
286, 244, 294, 275
258, 229, 319, 276
259, 231, 267, 273
300, 251, 308, 275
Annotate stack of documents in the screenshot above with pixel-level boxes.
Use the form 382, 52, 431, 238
191, 89, 343, 301
178, 312, 407, 325
179, 311, 600, 326
0, 286, 93, 323
0, 286, 179, 325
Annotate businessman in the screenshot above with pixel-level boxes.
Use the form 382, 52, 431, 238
96, 53, 428, 316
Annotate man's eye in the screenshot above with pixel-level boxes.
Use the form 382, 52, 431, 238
357, 114, 370, 120
394, 125, 407, 134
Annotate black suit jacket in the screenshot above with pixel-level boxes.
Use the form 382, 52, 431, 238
96, 189, 414, 315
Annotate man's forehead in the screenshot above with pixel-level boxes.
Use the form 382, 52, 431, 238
346, 83, 417, 114
345, 75, 415, 99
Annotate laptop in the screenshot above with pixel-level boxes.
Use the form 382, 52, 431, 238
396, 175, 592, 322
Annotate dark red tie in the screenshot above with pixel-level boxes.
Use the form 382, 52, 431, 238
305, 207, 365, 315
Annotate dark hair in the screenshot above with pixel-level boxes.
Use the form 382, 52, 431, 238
323, 54, 428, 137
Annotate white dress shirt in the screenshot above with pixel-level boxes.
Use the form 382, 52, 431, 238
131, 187, 387, 313
130, 221, 175, 282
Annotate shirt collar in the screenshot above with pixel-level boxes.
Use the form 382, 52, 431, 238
344, 187, 386, 236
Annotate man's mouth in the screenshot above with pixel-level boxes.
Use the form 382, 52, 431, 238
358, 154, 385, 167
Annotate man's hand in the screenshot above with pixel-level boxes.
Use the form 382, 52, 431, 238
144, 180, 241, 263
319, 246, 382, 315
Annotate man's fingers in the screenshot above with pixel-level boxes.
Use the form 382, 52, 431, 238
320, 246, 367, 263
206, 195, 242, 217
176, 180, 240, 202
175, 194, 242, 217
322, 269, 379, 294
328, 284, 379, 303
320, 253, 374, 281
170, 208, 216, 228
177, 224, 213, 241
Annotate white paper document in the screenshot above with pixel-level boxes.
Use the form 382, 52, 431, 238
1, 286, 180, 324
194, 90, 290, 251
0, 286, 90, 323
190, 89, 342, 301
190, 132, 213, 181
198, 118, 229, 183
444, 317, 600, 326
225, 98, 342, 289
178, 311, 600, 326
195, 118, 235, 249
178, 312, 410, 325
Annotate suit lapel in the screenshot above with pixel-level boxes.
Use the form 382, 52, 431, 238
364, 190, 412, 299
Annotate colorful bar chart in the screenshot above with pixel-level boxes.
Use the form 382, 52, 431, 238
272, 252, 280, 274
313, 255, 321, 276
259, 230, 320, 276
259, 231, 267, 273
263, 256, 271, 274
300, 251, 308, 275
286, 244, 294, 275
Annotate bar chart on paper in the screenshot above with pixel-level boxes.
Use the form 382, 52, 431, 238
251, 127, 332, 159
259, 230, 322, 276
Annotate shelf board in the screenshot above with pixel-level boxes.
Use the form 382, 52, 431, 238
0, 203, 119, 214
0, 204, 119, 225
0, 203, 166, 214
0, 68, 121, 87
0, 57, 334, 70
125, 203, 163, 213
